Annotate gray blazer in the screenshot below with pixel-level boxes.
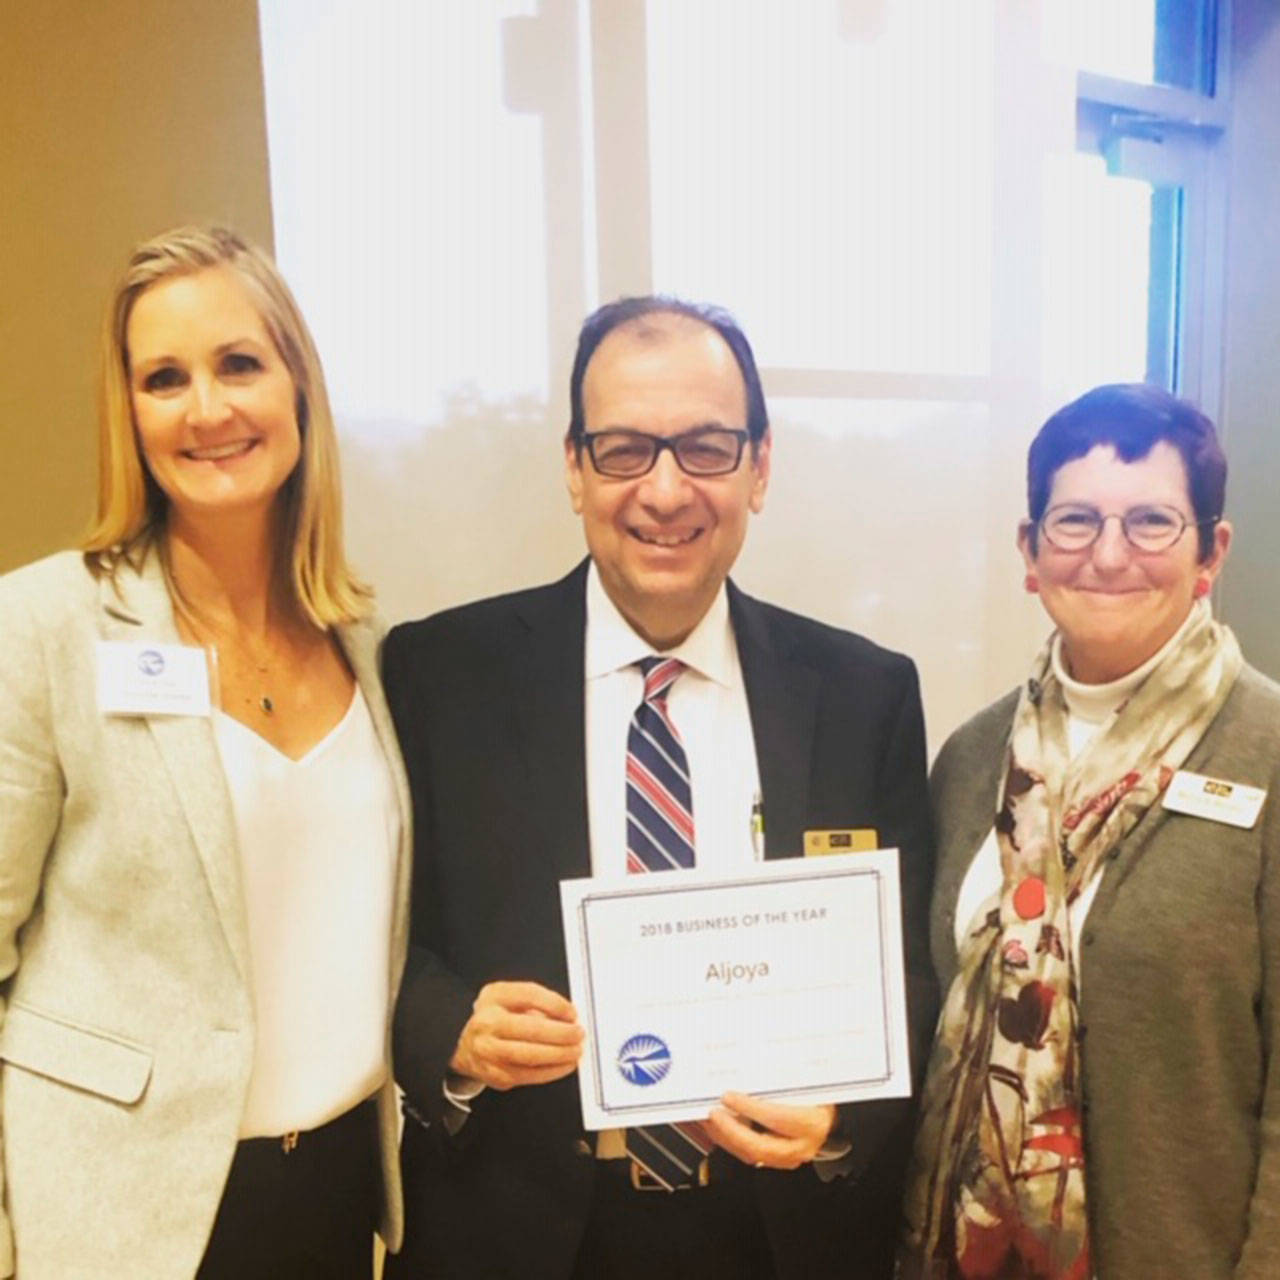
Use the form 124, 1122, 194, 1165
929, 663, 1280, 1279
0, 551, 411, 1279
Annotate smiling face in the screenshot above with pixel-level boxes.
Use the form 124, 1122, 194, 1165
565, 316, 770, 649
126, 266, 301, 530
1019, 440, 1232, 683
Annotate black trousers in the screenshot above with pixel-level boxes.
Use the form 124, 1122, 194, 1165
197, 1098, 380, 1280
570, 1153, 776, 1280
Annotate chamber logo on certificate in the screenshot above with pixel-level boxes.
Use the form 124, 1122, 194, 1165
617, 1034, 672, 1086
560, 850, 913, 1130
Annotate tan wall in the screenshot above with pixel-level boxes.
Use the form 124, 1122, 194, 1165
0, 0, 273, 573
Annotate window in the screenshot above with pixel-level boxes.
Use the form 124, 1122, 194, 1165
258, 1, 1235, 747
1044, 0, 1218, 93
1042, 0, 1229, 404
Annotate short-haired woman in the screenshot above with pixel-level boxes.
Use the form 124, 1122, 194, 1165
902, 384, 1280, 1278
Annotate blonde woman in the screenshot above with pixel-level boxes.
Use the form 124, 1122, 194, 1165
0, 227, 409, 1278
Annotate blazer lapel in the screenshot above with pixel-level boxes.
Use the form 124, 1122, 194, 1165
98, 555, 250, 984
337, 617, 413, 992
729, 582, 819, 860
509, 562, 592, 884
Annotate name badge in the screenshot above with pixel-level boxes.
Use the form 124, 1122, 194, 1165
96, 641, 212, 717
804, 828, 879, 856
1163, 769, 1267, 830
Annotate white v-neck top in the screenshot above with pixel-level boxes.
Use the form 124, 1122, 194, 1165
213, 687, 399, 1137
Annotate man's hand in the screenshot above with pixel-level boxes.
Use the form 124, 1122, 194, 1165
706, 1092, 837, 1169
449, 981, 584, 1091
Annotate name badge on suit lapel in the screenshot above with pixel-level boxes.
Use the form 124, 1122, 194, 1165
96, 641, 212, 717
1162, 769, 1267, 830
804, 828, 878, 855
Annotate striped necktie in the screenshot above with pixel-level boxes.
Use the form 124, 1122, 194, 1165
623, 657, 714, 1188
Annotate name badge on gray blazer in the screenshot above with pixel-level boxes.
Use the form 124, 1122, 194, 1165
96, 641, 212, 717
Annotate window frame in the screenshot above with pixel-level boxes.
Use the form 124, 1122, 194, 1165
1073, 0, 1232, 410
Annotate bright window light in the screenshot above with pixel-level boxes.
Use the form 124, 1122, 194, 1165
259, 0, 547, 433
646, 0, 993, 376
1042, 0, 1157, 83
1041, 152, 1151, 400
1043, 0, 1216, 93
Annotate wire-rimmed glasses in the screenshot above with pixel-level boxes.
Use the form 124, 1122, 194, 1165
1039, 502, 1215, 553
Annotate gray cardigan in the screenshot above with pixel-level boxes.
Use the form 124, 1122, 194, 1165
929, 664, 1280, 1279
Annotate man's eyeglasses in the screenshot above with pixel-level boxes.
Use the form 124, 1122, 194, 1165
1039, 502, 1216, 553
581, 428, 750, 478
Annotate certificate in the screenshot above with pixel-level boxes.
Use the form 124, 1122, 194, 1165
559, 850, 911, 1130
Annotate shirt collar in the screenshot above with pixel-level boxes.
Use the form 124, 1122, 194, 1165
584, 562, 736, 688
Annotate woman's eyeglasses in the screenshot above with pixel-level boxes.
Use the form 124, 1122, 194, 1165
1039, 502, 1216, 553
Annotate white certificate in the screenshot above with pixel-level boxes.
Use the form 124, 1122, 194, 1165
559, 850, 911, 1130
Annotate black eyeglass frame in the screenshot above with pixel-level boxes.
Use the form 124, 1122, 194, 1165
1037, 502, 1221, 553
580, 428, 752, 478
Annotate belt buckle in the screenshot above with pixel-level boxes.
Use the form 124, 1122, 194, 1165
628, 1160, 668, 1191
628, 1157, 709, 1191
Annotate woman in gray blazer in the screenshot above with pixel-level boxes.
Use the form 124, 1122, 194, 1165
902, 384, 1280, 1279
0, 227, 410, 1278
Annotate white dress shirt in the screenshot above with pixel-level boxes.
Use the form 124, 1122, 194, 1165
583, 566, 852, 1165
584, 563, 761, 874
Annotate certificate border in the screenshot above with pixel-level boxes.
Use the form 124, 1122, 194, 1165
574, 864, 897, 1120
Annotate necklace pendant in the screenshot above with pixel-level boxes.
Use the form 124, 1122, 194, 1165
259, 695, 274, 715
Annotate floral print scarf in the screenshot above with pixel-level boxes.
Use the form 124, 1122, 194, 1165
901, 603, 1242, 1278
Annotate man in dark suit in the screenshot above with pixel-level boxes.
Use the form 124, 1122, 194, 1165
383, 298, 935, 1279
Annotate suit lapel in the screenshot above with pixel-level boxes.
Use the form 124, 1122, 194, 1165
729, 583, 819, 860
98, 555, 250, 984
510, 562, 592, 884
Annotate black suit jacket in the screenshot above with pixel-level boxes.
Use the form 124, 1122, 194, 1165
383, 562, 936, 1279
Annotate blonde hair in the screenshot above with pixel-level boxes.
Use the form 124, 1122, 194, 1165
83, 225, 371, 626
